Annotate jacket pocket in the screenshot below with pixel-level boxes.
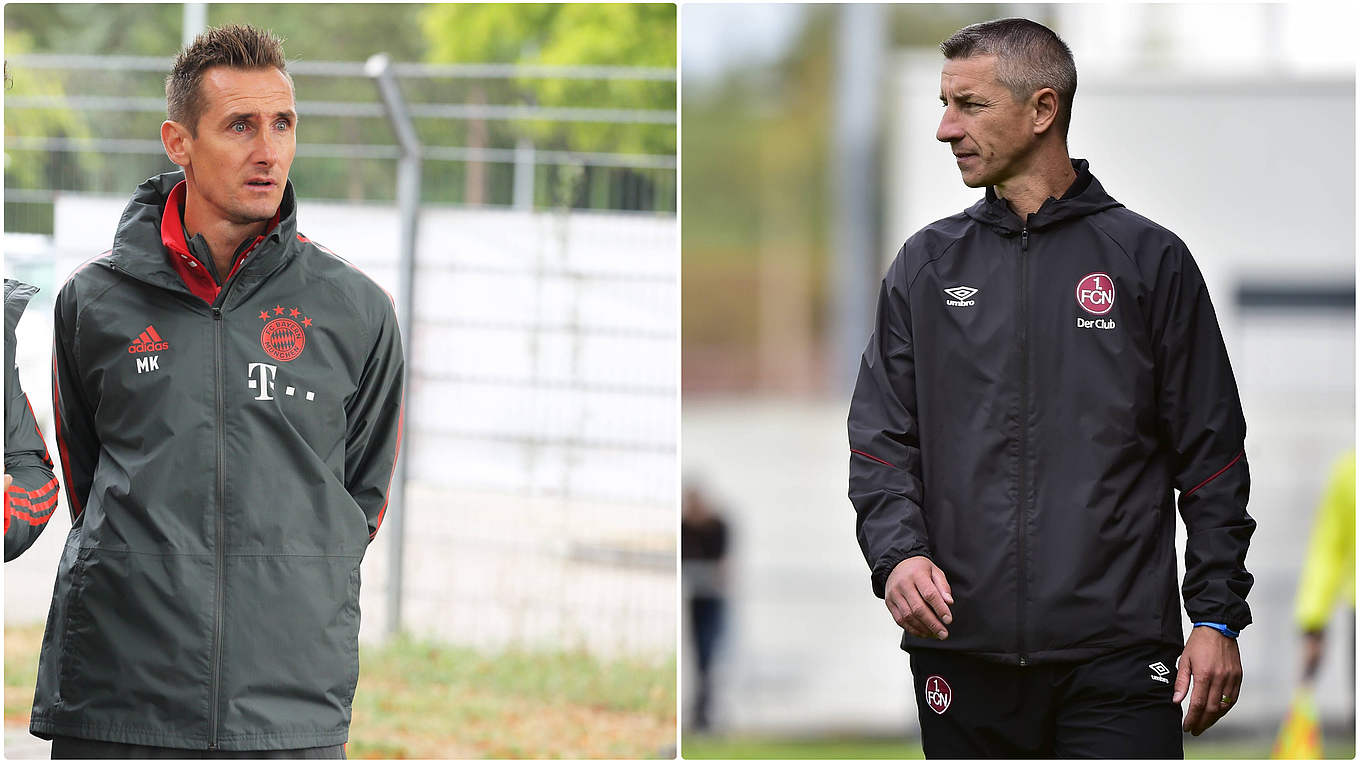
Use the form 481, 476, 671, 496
51, 549, 217, 741
217, 555, 363, 741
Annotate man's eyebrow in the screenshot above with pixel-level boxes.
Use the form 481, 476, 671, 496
222, 110, 297, 123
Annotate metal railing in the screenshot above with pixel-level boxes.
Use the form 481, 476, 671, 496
4, 52, 677, 233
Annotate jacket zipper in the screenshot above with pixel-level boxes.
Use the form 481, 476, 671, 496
209, 305, 225, 747
1017, 226, 1030, 668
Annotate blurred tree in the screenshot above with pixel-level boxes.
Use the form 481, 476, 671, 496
4, 29, 102, 226
4, 4, 675, 213
421, 3, 675, 207
681, 4, 1011, 394
4, 4, 181, 56
422, 3, 674, 154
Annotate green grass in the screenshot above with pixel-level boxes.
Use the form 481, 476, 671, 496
681, 735, 922, 759
681, 733, 1356, 759
6, 623, 676, 759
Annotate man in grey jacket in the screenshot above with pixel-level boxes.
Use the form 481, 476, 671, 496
32, 25, 404, 758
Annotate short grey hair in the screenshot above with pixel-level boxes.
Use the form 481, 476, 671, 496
941, 18, 1077, 139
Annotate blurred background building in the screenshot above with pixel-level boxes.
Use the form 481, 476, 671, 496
682, 3, 1354, 756
5, 1, 676, 661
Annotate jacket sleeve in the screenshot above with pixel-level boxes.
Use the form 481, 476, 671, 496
50, 278, 100, 525
848, 249, 930, 599
5, 282, 60, 561
1150, 243, 1255, 632
344, 295, 405, 542
1293, 451, 1355, 631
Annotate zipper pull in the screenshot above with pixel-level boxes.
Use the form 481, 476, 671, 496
1020, 228, 1029, 251
212, 307, 222, 320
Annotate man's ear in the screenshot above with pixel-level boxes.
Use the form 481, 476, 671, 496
161, 120, 192, 168
1031, 87, 1060, 137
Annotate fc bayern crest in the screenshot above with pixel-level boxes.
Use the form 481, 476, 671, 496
1076, 272, 1115, 315
257, 305, 313, 362
924, 675, 952, 715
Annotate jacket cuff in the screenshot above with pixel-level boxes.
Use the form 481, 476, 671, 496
871, 547, 931, 599
1189, 608, 1252, 633
1193, 621, 1240, 639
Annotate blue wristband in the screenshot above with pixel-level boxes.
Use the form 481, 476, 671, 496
1194, 622, 1239, 639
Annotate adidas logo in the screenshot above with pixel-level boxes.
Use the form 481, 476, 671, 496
127, 325, 170, 354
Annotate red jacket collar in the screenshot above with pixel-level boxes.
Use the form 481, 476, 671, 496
161, 180, 281, 304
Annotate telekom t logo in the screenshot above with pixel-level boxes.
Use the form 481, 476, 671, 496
1076, 272, 1115, 315
248, 362, 278, 401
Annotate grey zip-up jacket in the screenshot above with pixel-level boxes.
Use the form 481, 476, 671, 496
31, 171, 405, 751
6, 278, 61, 560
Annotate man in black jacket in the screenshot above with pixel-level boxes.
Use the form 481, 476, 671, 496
33, 25, 404, 758
848, 18, 1253, 758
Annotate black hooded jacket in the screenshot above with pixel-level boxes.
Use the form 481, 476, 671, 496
31, 172, 405, 750
848, 159, 1254, 664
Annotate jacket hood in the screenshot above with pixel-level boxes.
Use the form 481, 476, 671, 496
964, 158, 1123, 234
108, 170, 299, 293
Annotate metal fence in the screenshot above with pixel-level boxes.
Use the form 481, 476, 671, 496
4, 53, 677, 234
3, 54, 677, 658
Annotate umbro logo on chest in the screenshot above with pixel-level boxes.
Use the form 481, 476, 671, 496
943, 286, 978, 307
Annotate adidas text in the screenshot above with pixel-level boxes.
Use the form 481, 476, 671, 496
128, 341, 169, 353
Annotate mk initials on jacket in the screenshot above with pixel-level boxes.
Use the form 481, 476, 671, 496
32, 171, 405, 751
849, 159, 1254, 665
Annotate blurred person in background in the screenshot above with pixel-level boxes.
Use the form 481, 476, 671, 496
1294, 450, 1355, 686
848, 17, 1253, 758
5, 278, 60, 560
682, 482, 731, 732
29, 24, 404, 758
1273, 449, 1356, 757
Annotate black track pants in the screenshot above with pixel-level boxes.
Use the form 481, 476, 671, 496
50, 736, 346, 759
910, 643, 1184, 759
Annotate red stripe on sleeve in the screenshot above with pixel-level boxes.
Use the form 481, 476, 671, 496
51, 353, 84, 520
1183, 450, 1246, 498
851, 449, 897, 469
370, 389, 405, 540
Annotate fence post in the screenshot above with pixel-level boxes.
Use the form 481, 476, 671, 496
366, 53, 422, 639
829, 4, 885, 396
181, 3, 207, 47
514, 138, 536, 210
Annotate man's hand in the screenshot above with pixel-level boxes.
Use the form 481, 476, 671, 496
1173, 625, 1242, 735
884, 556, 954, 640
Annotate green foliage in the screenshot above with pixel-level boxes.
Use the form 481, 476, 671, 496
420, 3, 676, 155
4, 3, 674, 212
3, 3, 181, 56
3, 30, 101, 191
